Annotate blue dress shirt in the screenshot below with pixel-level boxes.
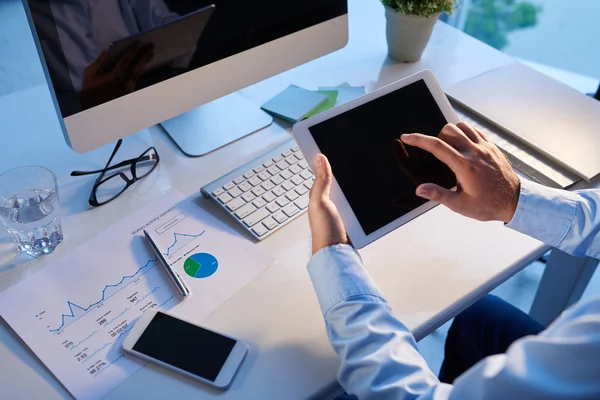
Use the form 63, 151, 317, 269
307, 179, 600, 399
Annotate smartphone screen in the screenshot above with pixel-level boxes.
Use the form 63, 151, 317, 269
133, 312, 236, 382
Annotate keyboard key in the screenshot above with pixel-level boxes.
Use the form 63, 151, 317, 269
253, 197, 267, 208
266, 201, 280, 213
243, 171, 255, 179
217, 193, 232, 204
289, 164, 302, 175
213, 187, 225, 197
263, 191, 277, 203
291, 175, 304, 186
280, 170, 293, 180
291, 145, 300, 152
285, 191, 299, 201
281, 180, 295, 191
253, 165, 265, 173
238, 182, 253, 192
298, 160, 309, 169
276, 160, 289, 170
223, 181, 235, 190
271, 175, 284, 185
272, 186, 286, 197
282, 203, 300, 217
267, 166, 280, 176
295, 152, 305, 160
248, 176, 262, 187
272, 211, 288, 224
304, 180, 313, 190
251, 186, 266, 197
273, 155, 283, 162
252, 223, 269, 237
263, 160, 274, 168
234, 176, 245, 185
235, 203, 257, 219
300, 170, 314, 180
262, 217, 278, 230
295, 185, 309, 195
276, 196, 290, 207
228, 187, 243, 198
258, 171, 271, 181
242, 192, 256, 202
226, 197, 246, 211
243, 207, 270, 227
282, 149, 293, 157
261, 181, 275, 191
285, 155, 298, 165
294, 193, 310, 210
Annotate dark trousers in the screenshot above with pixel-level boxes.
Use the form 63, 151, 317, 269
439, 294, 545, 383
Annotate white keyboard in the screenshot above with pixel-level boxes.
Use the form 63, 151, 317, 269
201, 139, 314, 240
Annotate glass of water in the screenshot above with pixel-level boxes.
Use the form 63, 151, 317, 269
0, 166, 63, 257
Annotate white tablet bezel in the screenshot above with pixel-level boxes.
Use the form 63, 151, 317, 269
292, 70, 459, 249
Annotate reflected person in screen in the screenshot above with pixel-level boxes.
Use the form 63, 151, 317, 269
30, 0, 180, 110
306, 122, 600, 399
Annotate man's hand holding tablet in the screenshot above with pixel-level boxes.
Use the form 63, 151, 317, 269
294, 70, 520, 249
308, 123, 521, 253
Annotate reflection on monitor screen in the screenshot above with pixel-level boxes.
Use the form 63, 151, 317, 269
27, 0, 346, 118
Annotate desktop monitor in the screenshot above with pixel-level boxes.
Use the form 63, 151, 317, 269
22, 0, 349, 155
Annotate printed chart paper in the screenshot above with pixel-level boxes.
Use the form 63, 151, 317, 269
0, 191, 274, 399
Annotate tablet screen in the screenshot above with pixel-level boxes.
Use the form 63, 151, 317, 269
308, 79, 456, 235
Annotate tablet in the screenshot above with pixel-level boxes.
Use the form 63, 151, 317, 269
103, 5, 215, 73
292, 70, 459, 248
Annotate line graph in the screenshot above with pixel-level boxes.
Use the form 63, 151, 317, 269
105, 308, 130, 326
70, 330, 98, 351
158, 296, 174, 309
82, 342, 112, 364
49, 258, 157, 332
135, 287, 160, 304
162, 231, 205, 256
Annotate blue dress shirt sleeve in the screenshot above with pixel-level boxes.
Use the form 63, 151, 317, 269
507, 178, 600, 259
308, 245, 453, 400
307, 180, 600, 399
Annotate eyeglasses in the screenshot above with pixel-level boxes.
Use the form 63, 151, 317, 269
71, 139, 159, 206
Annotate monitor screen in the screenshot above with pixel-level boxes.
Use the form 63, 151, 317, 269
26, 0, 347, 118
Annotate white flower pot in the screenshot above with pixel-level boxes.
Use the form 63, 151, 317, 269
384, 7, 440, 62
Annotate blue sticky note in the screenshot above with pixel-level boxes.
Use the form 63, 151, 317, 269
318, 86, 366, 107
261, 85, 327, 123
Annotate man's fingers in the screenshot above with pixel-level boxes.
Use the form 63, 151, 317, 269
455, 122, 480, 143
438, 124, 475, 151
310, 154, 333, 203
416, 183, 461, 210
474, 127, 491, 142
401, 133, 464, 171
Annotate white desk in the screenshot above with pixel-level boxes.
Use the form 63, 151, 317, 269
0, 0, 595, 398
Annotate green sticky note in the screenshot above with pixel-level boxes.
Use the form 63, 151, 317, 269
304, 90, 339, 119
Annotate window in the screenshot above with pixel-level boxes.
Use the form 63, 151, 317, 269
441, 0, 600, 95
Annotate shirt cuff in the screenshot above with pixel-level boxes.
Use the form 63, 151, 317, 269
307, 244, 385, 317
506, 178, 578, 248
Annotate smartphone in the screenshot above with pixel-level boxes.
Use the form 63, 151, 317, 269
122, 310, 248, 389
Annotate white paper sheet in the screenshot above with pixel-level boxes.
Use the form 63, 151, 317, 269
0, 191, 274, 399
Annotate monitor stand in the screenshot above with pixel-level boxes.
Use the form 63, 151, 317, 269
160, 93, 273, 157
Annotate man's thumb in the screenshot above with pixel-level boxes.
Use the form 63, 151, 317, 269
416, 183, 459, 208
310, 154, 332, 201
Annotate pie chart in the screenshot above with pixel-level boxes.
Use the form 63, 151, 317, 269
183, 253, 218, 279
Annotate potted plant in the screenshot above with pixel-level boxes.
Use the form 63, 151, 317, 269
382, 0, 457, 62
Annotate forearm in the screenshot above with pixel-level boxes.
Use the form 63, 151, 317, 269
507, 179, 600, 259
307, 245, 452, 400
